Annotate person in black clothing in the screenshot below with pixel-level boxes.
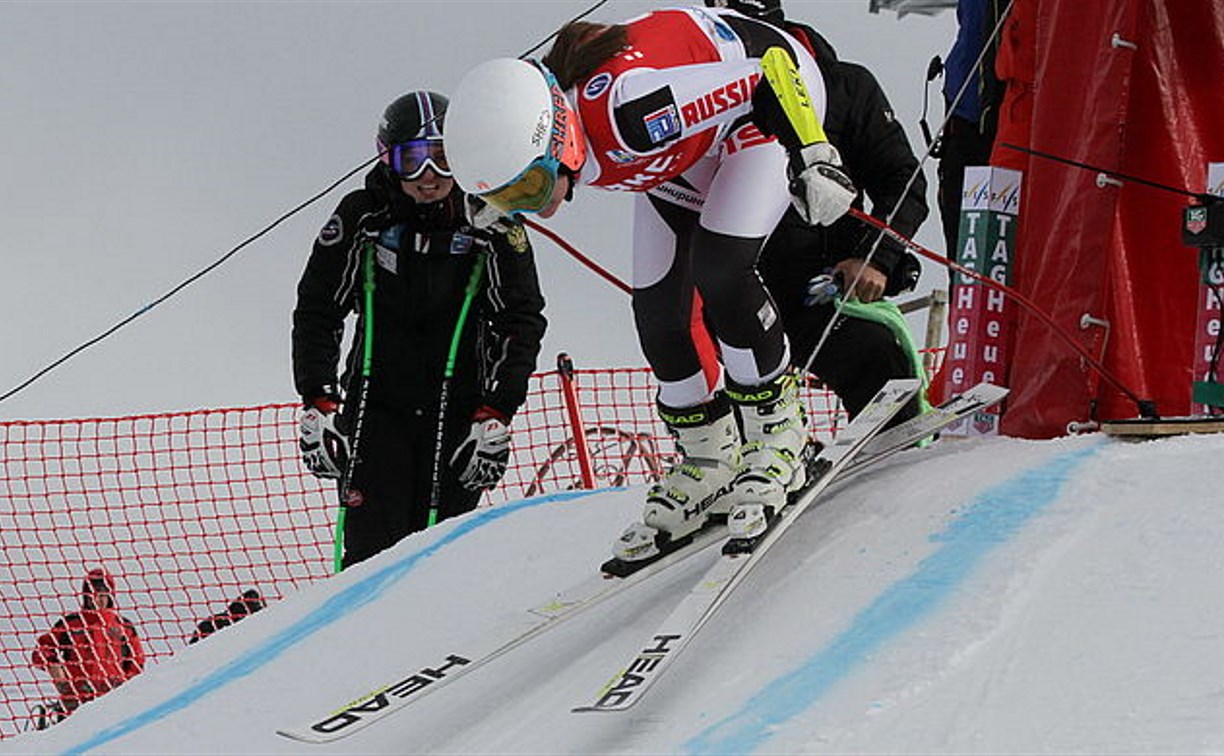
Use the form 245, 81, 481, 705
707, 0, 929, 423
293, 90, 546, 569
936, 0, 1007, 262
188, 589, 266, 644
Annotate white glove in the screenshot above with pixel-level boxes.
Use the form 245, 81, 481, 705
450, 414, 511, 491
788, 142, 857, 226
465, 194, 514, 234
299, 405, 350, 479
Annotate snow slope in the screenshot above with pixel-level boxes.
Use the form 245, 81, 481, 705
7, 431, 1224, 754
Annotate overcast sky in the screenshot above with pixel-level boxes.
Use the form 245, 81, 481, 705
0, 1, 955, 421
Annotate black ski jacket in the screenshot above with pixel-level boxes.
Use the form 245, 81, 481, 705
292, 166, 546, 421
758, 22, 929, 314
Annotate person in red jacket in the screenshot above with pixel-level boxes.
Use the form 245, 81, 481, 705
31, 568, 146, 722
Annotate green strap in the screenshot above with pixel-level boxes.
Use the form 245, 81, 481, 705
837, 298, 932, 416
445, 253, 487, 382
333, 242, 377, 573
427, 251, 488, 529
361, 246, 377, 376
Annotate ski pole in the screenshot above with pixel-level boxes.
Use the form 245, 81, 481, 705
334, 240, 377, 571
428, 251, 488, 528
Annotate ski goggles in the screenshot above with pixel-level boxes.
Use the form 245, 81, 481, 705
480, 155, 565, 216
380, 139, 452, 180
479, 63, 586, 216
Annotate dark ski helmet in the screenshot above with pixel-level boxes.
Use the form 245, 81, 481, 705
378, 90, 447, 146
704, 0, 784, 26
377, 91, 450, 179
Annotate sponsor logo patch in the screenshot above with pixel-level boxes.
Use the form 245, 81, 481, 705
531, 107, 551, 148
1187, 206, 1208, 235
605, 149, 638, 165
376, 245, 397, 274
584, 72, 612, 100
317, 214, 343, 246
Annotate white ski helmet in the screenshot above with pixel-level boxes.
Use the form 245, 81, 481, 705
445, 58, 586, 215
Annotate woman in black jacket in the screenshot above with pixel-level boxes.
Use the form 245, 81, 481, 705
292, 91, 546, 569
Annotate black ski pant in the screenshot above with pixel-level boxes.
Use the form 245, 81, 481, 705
936, 115, 997, 263
338, 398, 481, 569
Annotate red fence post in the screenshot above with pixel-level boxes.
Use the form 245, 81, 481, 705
557, 352, 596, 489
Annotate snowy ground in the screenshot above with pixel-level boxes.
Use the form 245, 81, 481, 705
7, 431, 1224, 754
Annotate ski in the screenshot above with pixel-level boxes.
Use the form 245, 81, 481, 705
277, 380, 1005, 741
846, 380, 1009, 475
572, 378, 920, 713
275, 523, 728, 743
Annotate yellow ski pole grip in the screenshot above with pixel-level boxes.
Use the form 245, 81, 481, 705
760, 46, 828, 147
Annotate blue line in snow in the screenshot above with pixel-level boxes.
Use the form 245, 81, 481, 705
685, 442, 1103, 755
61, 488, 598, 755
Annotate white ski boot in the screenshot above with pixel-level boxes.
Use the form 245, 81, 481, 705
725, 371, 812, 539
612, 394, 742, 562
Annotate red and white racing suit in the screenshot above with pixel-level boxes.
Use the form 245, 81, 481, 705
570, 6, 826, 407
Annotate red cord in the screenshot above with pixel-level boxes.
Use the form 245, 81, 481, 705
522, 219, 633, 295
849, 207, 1156, 417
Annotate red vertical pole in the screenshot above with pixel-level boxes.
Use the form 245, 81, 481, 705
557, 353, 596, 489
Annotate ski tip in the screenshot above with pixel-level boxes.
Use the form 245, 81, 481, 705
572, 703, 631, 714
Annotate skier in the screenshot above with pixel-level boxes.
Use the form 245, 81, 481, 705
30, 568, 145, 725
708, 0, 930, 425
444, 5, 856, 561
293, 90, 547, 569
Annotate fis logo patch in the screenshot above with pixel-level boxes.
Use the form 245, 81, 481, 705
644, 105, 681, 145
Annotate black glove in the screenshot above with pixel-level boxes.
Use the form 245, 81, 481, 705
884, 250, 922, 297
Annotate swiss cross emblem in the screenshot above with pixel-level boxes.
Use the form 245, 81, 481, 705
1186, 206, 1208, 235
